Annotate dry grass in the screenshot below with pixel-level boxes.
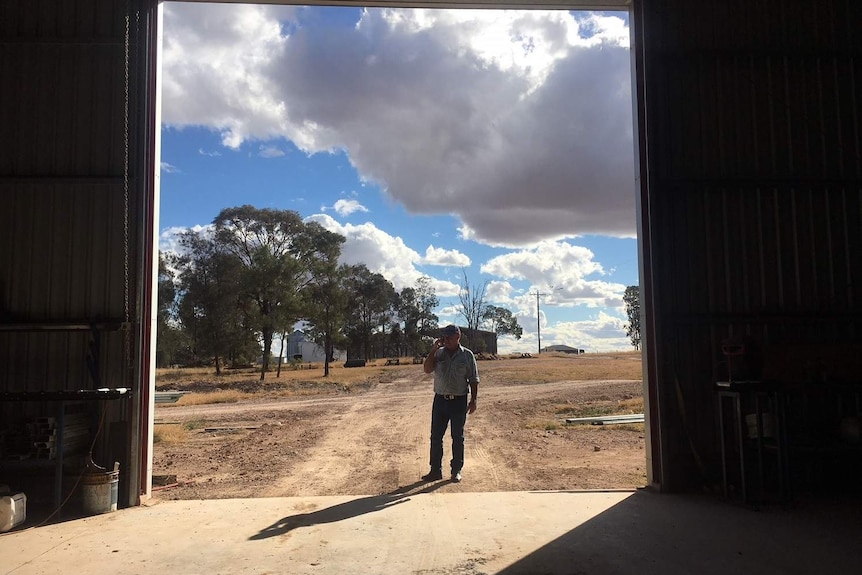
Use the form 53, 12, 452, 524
524, 393, 645, 432
483, 352, 643, 384
152, 423, 189, 444
525, 420, 564, 431
553, 397, 644, 418
612, 423, 646, 433
155, 351, 643, 406
171, 390, 247, 406
561, 395, 646, 433
155, 362, 393, 387
152, 418, 211, 443
155, 351, 642, 388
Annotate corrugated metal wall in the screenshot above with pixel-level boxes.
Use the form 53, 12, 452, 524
0, 188, 130, 389
635, 0, 862, 489
0, 0, 146, 505
3, 0, 860, 503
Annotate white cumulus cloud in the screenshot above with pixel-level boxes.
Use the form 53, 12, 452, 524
158, 224, 214, 256
481, 240, 626, 308
307, 213, 447, 292
326, 198, 369, 216
541, 312, 631, 352
161, 5, 636, 247
423, 245, 471, 267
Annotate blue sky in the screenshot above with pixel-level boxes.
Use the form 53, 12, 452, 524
158, 4, 638, 354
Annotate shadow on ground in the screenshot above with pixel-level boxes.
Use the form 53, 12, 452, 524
249, 479, 450, 540
496, 490, 862, 575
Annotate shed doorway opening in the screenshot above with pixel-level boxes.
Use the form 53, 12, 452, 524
151, 2, 646, 500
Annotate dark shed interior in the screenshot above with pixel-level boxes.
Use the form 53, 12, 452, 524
1, 0, 860, 520
635, 0, 862, 499
0, 0, 157, 513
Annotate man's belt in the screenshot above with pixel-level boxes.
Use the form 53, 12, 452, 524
437, 393, 467, 400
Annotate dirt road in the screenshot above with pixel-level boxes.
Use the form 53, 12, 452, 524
153, 365, 646, 499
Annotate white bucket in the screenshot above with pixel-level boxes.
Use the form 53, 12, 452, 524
81, 470, 119, 515
0, 492, 27, 532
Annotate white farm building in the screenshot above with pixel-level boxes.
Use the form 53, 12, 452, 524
286, 330, 345, 363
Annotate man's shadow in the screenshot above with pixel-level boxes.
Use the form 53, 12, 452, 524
248, 480, 450, 540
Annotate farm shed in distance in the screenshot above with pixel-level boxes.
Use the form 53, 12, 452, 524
285, 330, 346, 363
543, 345, 584, 354
458, 327, 498, 356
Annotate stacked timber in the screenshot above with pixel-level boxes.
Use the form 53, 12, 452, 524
1, 427, 33, 460
25, 412, 90, 459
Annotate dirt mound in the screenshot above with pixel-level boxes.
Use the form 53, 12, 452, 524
156, 378, 377, 395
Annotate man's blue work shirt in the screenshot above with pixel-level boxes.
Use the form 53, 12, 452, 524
432, 345, 480, 396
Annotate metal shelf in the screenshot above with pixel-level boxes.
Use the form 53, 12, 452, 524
0, 320, 125, 332
0, 389, 130, 401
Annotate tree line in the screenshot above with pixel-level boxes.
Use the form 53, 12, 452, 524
623, 285, 640, 351
157, 205, 522, 379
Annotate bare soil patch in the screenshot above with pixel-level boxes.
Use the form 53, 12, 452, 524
152, 353, 646, 499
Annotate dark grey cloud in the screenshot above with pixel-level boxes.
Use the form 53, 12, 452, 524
162, 5, 635, 245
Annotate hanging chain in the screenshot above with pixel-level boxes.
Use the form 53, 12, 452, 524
123, 9, 132, 370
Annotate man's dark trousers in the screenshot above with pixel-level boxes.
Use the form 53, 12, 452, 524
430, 393, 468, 474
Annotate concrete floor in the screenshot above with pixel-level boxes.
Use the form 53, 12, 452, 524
2, 487, 861, 575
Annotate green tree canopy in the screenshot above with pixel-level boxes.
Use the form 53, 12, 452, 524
174, 230, 256, 372
396, 276, 439, 356
482, 305, 523, 340
623, 285, 641, 351
155, 252, 185, 367
302, 261, 350, 376
343, 264, 397, 359
213, 205, 345, 379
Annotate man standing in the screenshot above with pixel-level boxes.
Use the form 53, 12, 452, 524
421, 324, 479, 483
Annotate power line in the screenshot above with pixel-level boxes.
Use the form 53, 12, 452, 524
532, 287, 561, 354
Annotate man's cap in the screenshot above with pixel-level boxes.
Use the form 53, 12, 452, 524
442, 324, 460, 336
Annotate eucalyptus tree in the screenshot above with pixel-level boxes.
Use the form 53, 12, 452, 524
623, 285, 641, 351
173, 230, 253, 373
343, 264, 397, 360
396, 276, 439, 356
482, 305, 524, 340
302, 261, 350, 377
155, 252, 184, 367
213, 205, 345, 379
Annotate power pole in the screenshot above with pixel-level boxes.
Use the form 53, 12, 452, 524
534, 291, 541, 354
533, 287, 561, 354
